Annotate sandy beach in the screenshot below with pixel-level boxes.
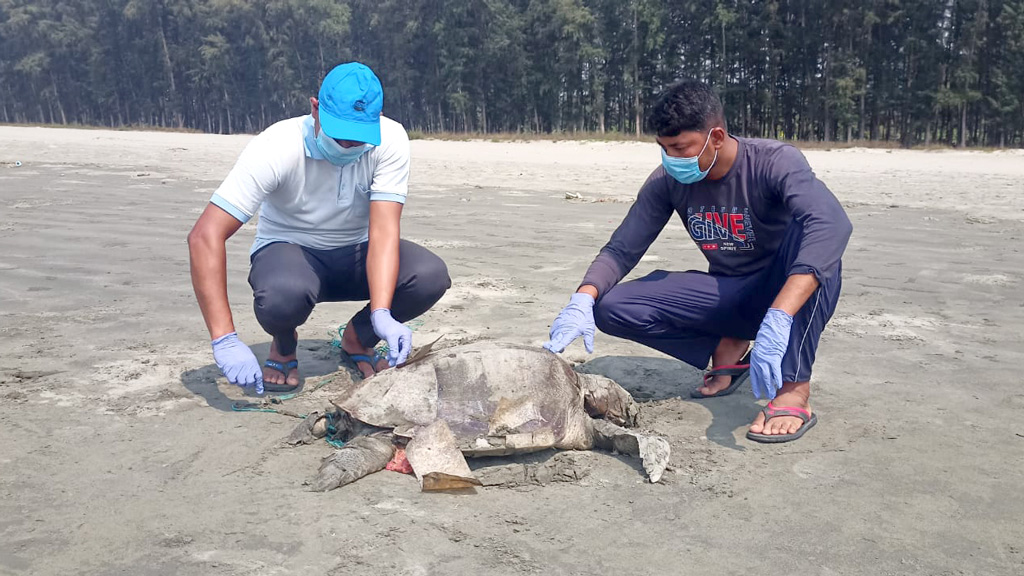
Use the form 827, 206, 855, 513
1, 125, 1023, 575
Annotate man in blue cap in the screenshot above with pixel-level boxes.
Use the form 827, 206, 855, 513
188, 62, 450, 394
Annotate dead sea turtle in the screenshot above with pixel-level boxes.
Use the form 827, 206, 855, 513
287, 341, 670, 491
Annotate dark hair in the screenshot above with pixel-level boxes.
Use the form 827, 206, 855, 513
646, 80, 726, 137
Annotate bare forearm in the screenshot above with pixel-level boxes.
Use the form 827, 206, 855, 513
367, 204, 402, 311
576, 284, 599, 299
188, 234, 235, 339
771, 273, 819, 316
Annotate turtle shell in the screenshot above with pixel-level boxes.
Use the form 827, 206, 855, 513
330, 342, 594, 455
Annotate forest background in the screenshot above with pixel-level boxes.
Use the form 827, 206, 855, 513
2, 0, 1023, 148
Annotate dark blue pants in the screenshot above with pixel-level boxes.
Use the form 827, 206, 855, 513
248, 240, 451, 356
593, 225, 841, 383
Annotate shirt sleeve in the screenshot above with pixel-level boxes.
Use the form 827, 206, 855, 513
580, 169, 675, 298
369, 123, 410, 204
209, 129, 289, 223
767, 145, 853, 282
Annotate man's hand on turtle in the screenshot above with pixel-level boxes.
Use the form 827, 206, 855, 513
543, 293, 596, 354
371, 309, 412, 366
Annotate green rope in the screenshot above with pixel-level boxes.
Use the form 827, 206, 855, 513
233, 325, 424, 448
229, 377, 348, 448
228, 375, 333, 417
230, 402, 307, 419
323, 411, 347, 448
230, 404, 279, 414
329, 319, 425, 350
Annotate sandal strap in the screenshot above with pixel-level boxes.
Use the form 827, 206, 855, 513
762, 402, 811, 424
705, 363, 750, 377
344, 353, 376, 364
703, 349, 752, 381
264, 359, 298, 373
341, 349, 386, 379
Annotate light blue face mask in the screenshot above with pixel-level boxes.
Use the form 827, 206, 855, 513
661, 131, 717, 184
315, 130, 369, 166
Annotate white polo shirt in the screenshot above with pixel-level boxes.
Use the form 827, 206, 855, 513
210, 114, 410, 255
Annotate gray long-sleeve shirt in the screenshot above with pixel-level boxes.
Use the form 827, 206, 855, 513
581, 137, 853, 297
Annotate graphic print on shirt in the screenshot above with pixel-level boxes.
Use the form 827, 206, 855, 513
686, 206, 757, 252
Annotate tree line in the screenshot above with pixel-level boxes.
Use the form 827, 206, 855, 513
2, 0, 1023, 147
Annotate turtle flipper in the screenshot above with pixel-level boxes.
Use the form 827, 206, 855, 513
590, 419, 670, 483
312, 433, 395, 491
406, 420, 482, 492
578, 373, 640, 427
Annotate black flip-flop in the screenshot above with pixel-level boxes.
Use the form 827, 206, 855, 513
746, 402, 818, 443
262, 359, 300, 393
690, 350, 751, 398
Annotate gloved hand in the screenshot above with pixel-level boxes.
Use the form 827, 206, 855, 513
212, 332, 264, 395
371, 309, 412, 366
542, 293, 596, 354
750, 308, 794, 400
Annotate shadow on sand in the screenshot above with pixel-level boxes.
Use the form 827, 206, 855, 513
180, 338, 345, 412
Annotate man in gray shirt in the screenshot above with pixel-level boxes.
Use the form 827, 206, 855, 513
543, 80, 852, 443
189, 63, 450, 395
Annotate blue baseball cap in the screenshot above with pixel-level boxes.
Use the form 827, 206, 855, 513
317, 62, 383, 146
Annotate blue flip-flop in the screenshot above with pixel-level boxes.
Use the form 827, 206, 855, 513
263, 359, 300, 393
339, 348, 388, 379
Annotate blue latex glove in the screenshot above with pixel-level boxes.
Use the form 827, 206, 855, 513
370, 309, 412, 366
212, 332, 264, 395
750, 308, 795, 400
542, 293, 596, 354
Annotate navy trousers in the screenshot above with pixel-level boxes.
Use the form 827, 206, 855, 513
248, 240, 451, 356
593, 224, 841, 383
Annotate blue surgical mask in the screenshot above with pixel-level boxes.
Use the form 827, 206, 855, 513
661, 131, 717, 184
315, 130, 369, 166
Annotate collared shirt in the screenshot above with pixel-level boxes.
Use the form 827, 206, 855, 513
581, 138, 853, 296
211, 114, 410, 254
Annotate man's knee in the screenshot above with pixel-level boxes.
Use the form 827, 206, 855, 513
253, 279, 316, 329
400, 249, 451, 303
593, 303, 615, 335
420, 258, 452, 303
595, 286, 682, 339
593, 291, 634, 337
